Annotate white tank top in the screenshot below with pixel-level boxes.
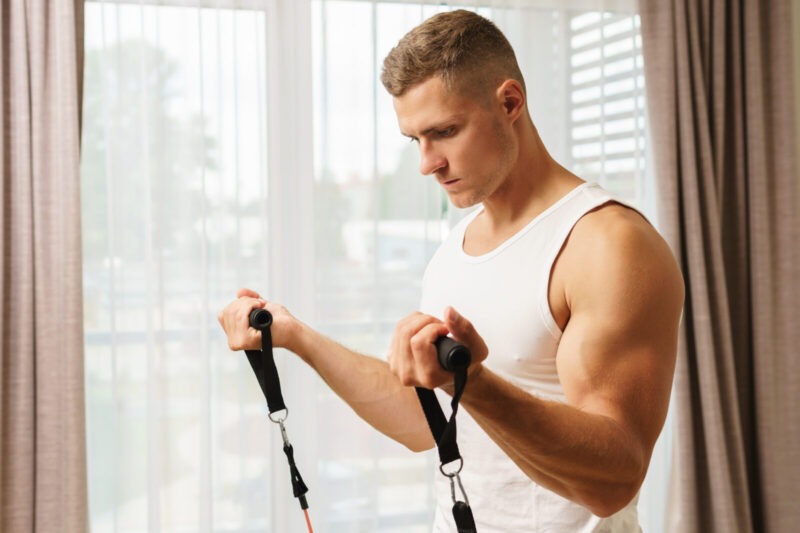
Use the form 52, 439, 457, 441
420, 181, 643, 532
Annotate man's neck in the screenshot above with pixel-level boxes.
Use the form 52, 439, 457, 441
479, 127, 583, 233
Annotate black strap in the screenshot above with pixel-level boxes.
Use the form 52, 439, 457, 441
415, 338, 477, 532
245, 323, 286, 415
414, 370, 466, 466
245, 309, 309, 510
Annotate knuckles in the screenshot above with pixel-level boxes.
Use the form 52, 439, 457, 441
394, 312, 433, 338
409, 334, 427, 351
219, 294, 273, 352
397, 322, 415, 339
399, 373, 416, 388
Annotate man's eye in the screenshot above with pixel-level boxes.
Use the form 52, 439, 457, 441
437, 128, 454, 137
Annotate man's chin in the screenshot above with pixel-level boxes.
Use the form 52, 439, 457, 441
447, 192, 481, 210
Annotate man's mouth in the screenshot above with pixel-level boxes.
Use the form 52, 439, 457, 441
441, 179, 460, 188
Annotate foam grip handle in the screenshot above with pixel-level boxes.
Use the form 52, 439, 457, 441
249, 308, 273, 329
435, 336, 471, 372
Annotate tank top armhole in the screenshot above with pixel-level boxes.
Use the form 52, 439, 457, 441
538, 196, 646, 342
539, 248, 566, 341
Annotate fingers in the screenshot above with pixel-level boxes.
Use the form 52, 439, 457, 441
219, 296, 267, 351
393, 312, 442, 340
444, 306, 476, 345
218, 295, 264, 325
411, 322, 452, 385
410, 322, 450, 357
390, 313, 442, 361
443, 306, 488, 367
390, 313, 451, 389
237, 287, 262, 299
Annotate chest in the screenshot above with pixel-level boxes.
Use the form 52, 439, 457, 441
462, 218, 571, 331
462, 216, 526, 256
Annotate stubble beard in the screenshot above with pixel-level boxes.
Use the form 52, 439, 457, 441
449, 118, 517, 209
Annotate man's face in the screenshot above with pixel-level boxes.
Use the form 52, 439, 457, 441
393, 76, 517, 209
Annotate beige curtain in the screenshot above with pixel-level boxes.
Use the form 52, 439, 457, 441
0, 1, 87, 532
639, 0, 799, 532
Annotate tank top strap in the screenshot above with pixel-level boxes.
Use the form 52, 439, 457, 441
537, 182, 649, 340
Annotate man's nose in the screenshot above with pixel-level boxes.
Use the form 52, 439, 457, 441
418, 141, 447, 175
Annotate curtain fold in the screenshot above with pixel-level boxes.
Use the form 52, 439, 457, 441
0, 1, 87, 532
638, 0, 799, 531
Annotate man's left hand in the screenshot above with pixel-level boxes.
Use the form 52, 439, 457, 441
387, 306, 488, 390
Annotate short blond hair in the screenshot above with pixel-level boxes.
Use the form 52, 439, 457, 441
380, 9, 526, 101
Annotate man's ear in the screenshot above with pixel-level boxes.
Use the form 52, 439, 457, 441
495, 79, 525, 123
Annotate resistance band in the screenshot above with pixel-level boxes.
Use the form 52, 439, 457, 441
244, 308, 476, 532
245, 308, 313, 532
415, 337, 478, 532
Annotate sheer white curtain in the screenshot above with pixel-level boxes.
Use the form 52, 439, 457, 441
82, 0, 668, 532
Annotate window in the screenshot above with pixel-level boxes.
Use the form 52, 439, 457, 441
82, 2, 274, 531
82, 2, 665, 532
566, 10, 651, 210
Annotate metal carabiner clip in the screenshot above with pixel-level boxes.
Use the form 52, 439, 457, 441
448, 471, 470, 507
277, 419, 291, 447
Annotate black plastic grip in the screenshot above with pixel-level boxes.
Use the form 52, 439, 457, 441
435, 337, 471, 372
249, 308, 273, 329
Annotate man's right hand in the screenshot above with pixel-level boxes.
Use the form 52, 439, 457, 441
217, 287, 299, 352
219, 288, 435, 452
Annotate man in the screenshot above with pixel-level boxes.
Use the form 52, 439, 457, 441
218, 9, 684, 532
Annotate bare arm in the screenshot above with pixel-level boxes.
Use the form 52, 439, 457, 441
289, 319, 435, 452
434, 210, 684, 516
218, 289, 435, 452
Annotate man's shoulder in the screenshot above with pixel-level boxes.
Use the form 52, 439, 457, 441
569, 201, 659, 261
562, 201, 683, 314
579, 199, 650, 231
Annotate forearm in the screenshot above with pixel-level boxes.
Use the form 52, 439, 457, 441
288, 320, 434, 452
452, 367, 646, 516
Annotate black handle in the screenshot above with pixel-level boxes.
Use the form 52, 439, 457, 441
249, 308, 273, 329
435, 337, 471, 372
248, 308, 466, 372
